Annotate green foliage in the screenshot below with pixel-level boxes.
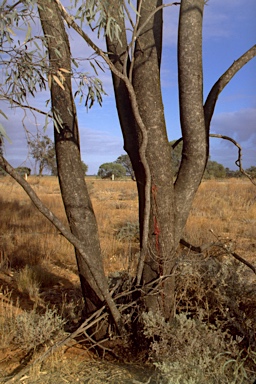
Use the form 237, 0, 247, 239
142, 311, 243, 384
0, 135, 3, 156
28, 134, 56, 176
0, 134, 5, 176
170, 139, 183, 175
74, 72, 107, 110
0, 0, 108, 129
0, 0, 48, 105
170, 140, 227, 179
245, 166, 256, 179
72, 0, 124, 41
81, 160, 88, 175
115, 154, 135, 179
204, 160, 226, 179
15, 166, 31, 176
98, 162, 126, 178
0, 166, 6, 176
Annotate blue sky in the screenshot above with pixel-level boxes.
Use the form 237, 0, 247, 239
1, 0, 256, 174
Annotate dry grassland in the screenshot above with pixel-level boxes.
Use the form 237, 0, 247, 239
0, 176, 255, 383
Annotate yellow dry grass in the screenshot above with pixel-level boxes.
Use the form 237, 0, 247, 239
0, 175, 255, 382
1, 176, 255, 274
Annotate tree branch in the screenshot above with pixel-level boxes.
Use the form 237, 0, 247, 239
174, 0, 207, 242
204, 45, 256, 131
210, 134, 256, 186
173, 134, 256, 186
0, 97, 51, 118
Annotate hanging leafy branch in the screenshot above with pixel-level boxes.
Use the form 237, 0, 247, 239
0, 0, 108, 136
71, 0, 124, 40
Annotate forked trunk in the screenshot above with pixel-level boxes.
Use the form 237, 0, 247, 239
106, 0, 176, 319
106, 0, 208, 320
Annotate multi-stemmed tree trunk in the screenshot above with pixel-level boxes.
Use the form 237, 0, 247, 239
106, 0, 207, 319
37, 0, 255, 326
1, 0, 255, 338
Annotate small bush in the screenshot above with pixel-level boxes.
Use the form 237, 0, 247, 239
141, 252, 256, 383
13, 307, 66, 351
142, 311, 254, 383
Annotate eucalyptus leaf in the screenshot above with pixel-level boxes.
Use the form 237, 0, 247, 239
0, 123, 12, 143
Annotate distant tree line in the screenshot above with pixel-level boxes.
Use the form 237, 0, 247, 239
0, 133, 254, 179
170, 140, 255, 180
97, 149, 256, 180
0, 165, 31, 177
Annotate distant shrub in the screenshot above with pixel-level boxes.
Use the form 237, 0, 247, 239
116, 221, 139, 241
16, 265, 40, 301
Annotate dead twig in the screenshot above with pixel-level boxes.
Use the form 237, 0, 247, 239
210, 134, 256, 186
180, 236, 256, 274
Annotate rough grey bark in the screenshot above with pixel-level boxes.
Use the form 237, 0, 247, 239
106, 0, 208, 319
106, 0, 176, 319
1, 0, 255, 345
132, 0, 176, 318
37, 0, 121, 329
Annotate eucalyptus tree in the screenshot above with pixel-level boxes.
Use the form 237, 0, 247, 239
98, 162, 126, 178
115, 154, 135, 180
0, 0, 255, 337
28, 134, 55, 176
